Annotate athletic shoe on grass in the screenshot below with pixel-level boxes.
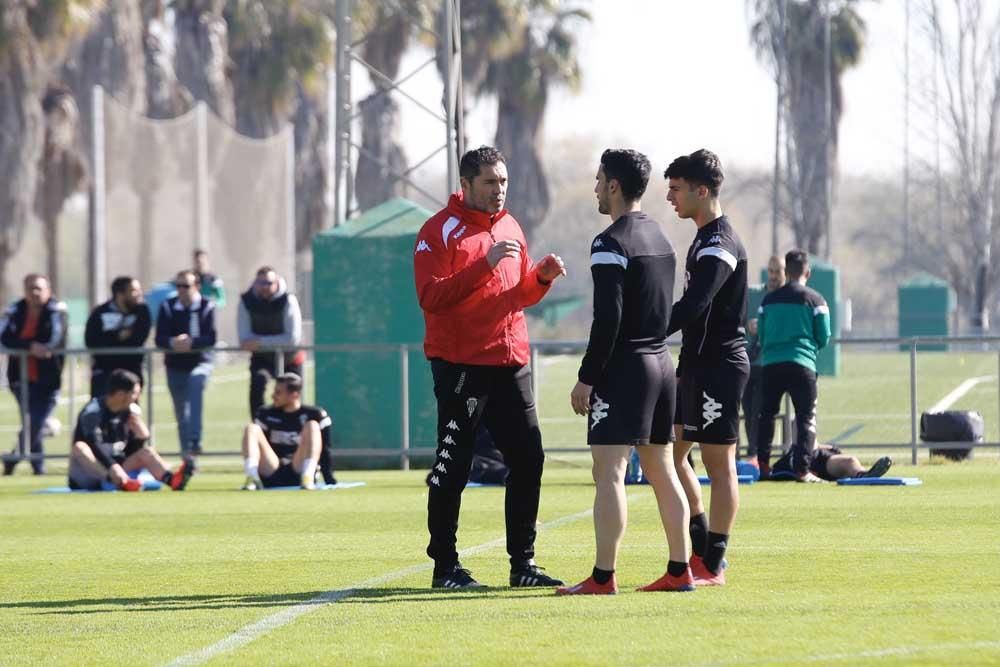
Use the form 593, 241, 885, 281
300, 473, 315, 490
241, 475, 263, 491
556, 575, 617, 595
168, 460, 194, 490
637, 568, 695, 592
859, 456, 893, 479
795, 471, 825, 483
510, 562, 564, 587
119, 478, 142, 492
690, 555, 726, 586
432, 563, 485, 589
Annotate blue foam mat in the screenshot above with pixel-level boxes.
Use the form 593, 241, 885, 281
698, 475, 756, 485
262, 481, 367, 491
837, 477, 922, 486
466, 481, 503, 488
37, 480, 162, 494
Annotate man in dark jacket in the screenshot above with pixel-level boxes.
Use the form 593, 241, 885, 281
1, 274, 67, 475
237, 266, 304, 417
85, 276, 151, 397
156, 270, 217, 460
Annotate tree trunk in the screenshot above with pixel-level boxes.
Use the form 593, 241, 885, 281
494, 96, 550, 241
174, 0, 235, 125
142, 0, 192, 120
355, 92, 408, 211
0, 36, 47, 305
292, 81, 330, 249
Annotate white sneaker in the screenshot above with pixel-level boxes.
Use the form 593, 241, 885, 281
300, 473, 315, 490
241, 475, 262, 491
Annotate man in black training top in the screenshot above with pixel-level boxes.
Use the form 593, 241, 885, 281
85, 276, 151, 397
68, 369, 193, 491
664, 149, 749, 586
241, 373, 336, 490
560, 149, 692, 596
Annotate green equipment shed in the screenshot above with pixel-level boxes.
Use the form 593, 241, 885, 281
312, 198, 437, 467
898, 274, 955, 351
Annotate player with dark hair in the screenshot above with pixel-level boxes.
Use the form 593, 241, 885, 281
241, 373, 336, 490
85, 276, 151, 397
770, 443, 892, 482
560, 149, 692, 595
664, 149, 749, 586
68, 369, 193, 491
753, 249, 831, 481
414, 145, 566, 589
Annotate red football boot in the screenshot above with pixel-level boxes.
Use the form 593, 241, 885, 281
637, 567, 695, 592
690, 554, 726, 586
555, 575, 618, 595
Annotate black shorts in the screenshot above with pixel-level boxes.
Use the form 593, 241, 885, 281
809, 446, 842, 481
261, 461, 300, 488
589, 350, 675, 446
674, 349, 750, 445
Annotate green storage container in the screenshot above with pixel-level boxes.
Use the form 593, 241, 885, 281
312, 198, 437, 467
759, 257, 840, 376
898, 274, 954, 351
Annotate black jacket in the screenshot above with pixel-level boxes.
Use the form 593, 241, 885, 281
85, 300, 151, 376
155, 295, 217, 370
1, 298, 68, 390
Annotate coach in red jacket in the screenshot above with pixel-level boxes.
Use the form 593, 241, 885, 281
414, 145, 566, 590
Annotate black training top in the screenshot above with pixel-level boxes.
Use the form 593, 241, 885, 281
254, 404, 332, 460
667, 215, 748, 368
578, 211, 676, 386
73, 397, 146, 468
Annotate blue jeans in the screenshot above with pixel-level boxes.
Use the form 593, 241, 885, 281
8, 382, 59, 473
166, 363, 212, 454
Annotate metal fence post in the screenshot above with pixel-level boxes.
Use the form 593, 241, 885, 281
400, 344, 410, 471
68, 355, 77, 447
531, 345, 539, 413
276, 350, 285, 376
781, 394, 792, 453
146, 351, 155, 447
19, 352, 30, 463
910, 340, 918, 465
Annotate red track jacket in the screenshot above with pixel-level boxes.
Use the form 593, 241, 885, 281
413, 192, 551, 366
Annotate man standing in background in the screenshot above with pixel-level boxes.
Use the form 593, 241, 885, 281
742, 255, 785, 461
156, 270, 217, 462
85, 276, 151, 397
1, 274, 67, 475
193, 248, 226, 308
238, 266, 304, 417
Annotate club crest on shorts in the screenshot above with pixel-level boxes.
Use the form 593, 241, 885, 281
702, 391, 722, 428
466, 397, 478, 417
590, 394, 610, 430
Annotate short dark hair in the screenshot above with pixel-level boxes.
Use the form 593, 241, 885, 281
600, 149, 652, 202
256, 266, 276, 277
175, 269, 199, 285
459, 145, 505, 182
663, 149, 725, 197
785, 249, 809, 279
193, 248, 207, 258
23, 273, 48, 288
275, 372, 303, 394
110, 276, 136, 297
107, 369, 141, 395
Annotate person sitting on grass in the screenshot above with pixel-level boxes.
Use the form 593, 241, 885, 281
241, 373, 335, 490
770, 443, 892, 482
68, 369, 194, 491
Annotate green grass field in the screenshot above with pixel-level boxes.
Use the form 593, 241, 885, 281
2, 349, 1000, 665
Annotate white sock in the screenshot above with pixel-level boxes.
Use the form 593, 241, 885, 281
244, 460, 259, 479
301, 457, 317, 480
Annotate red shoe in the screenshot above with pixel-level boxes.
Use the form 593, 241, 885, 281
637, 568, 695, 592
690, 555, 726, 586
119, 478, 142, 492
555, 575, 617, 595
168, 460, 194, 491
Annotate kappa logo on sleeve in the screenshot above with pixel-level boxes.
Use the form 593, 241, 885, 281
415, 239, 431, 254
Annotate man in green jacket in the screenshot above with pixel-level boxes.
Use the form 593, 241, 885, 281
753, 249, 831, 481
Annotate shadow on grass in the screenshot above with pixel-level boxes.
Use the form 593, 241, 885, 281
11, 585, 560, 615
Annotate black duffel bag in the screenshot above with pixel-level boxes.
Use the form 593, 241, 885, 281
919, 410, 983, 461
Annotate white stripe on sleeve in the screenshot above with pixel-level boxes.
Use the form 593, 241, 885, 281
814, 305, 830, 316
590, 251, 628, 269
695, 246, 738, 270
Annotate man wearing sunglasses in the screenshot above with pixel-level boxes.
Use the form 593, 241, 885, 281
238, 266, 304, 417
155, 270, 217, 462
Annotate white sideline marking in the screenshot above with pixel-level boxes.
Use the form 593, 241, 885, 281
165, 505, 598, 666
698, 639, 1000, 665
927, 375, 995, 414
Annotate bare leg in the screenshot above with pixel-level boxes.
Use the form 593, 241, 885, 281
673, 426, 705, 516
242, 424, 280, 477
293, 420, 322, 472
591, 445, 631, 571
637, 443, 690, 563
825, 454, 864, 479
700, 443, 739, 535
124, 447, 168, 479
71, 442, 109, 479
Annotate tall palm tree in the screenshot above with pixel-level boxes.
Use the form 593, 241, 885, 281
749, 0, 866, 255
0, 1, 99, 302
481, 0, 589, 240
